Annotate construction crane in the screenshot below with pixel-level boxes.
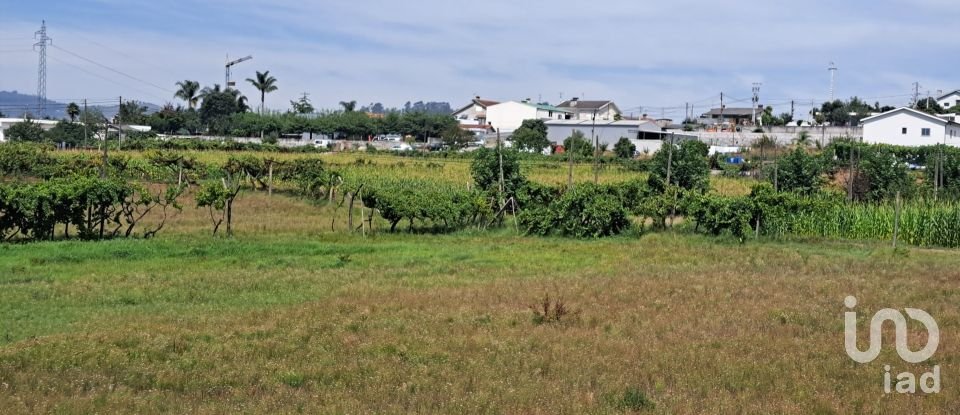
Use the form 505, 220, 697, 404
225, 54, 253, 89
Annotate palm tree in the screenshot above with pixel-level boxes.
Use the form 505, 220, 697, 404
246, 71, 278, 115
66, 102, 80, 122
198, 84, 223, 104
174, 80, 201, 109
236, 94, 250, 113
339, 100, 357, 112
794, 130, 811, 148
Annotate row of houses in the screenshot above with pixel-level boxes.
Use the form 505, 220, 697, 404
453, 94, 960, 149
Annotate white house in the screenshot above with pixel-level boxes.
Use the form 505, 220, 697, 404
861, 107, 960, 147
451, 96, 499, 131
486, 100, 572, 133
936, 90, 960, 110
544, 119, 663, 148
554, 98, 622, 121
0, 118, 59, 142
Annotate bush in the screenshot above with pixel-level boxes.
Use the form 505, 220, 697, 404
562, 130, 594, 159
470, 147, 527, 201
519, 183, 629, 238
359, 178, 490, 232
648, 140, 710, 192
685, 192, 752, 241
773, 147, 823, 195
613, 137, 636, 159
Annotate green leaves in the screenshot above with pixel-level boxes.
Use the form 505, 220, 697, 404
519, 183, 630, 238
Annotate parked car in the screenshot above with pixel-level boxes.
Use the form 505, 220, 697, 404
390, 143, 413, 152
384, 134, 403, 142
313, 139, 331, 148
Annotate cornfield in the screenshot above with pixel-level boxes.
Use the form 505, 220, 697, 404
763, 199, 960, 248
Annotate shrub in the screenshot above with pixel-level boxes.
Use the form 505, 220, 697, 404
470, 147, 527, 202
773, 147, 823, 195
519, 183, 629, 238
613, 387, 655, 411
648, 140, 710, 192
613, 137, 636, 159
685, 192, 752, 241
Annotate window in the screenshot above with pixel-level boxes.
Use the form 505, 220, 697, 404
902, 127, 907, 134
922, 128, 931, 137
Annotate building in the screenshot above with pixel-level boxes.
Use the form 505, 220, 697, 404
486, 100, 572, 133
700, 106, 763, 126
861, 107, 960, 147
544, 119, 666, 151
936, 90, 960, 110
452, 97, 499, 131
0, 118, 59, 142
554, 98, 621, 121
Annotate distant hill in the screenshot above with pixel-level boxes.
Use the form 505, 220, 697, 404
0, 90, 160, 120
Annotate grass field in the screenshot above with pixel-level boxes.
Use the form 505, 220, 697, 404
1, 190, 957, 413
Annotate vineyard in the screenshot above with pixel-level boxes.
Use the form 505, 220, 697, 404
4, 140, 960, 248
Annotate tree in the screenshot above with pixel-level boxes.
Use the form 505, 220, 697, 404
116, 101, 148, 125
648, 139, 710, 192
855, 145, 913, 202
511, 119, 550, 152
174, 80, 201, 109
613, 137, 636, 159
339, 100, 357, 112
5, 119, 46, 142
246, 70, 278, 114
916, 97, 944, 115
236, 94, 250, 113
47, 121, 86, 147
778, 112, 793, 125
471, 147, 526, 201
562, 130, 593, 158
441, 125, 473, 150
199, 84, 240, 134
66, 102, 80, 122
774, 147, 823, 194
290, 95, 314, 114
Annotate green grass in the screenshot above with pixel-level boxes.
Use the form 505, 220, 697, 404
1, 228, 959, 413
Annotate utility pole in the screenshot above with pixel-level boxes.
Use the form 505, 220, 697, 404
83, 99, 88, 148
118, 96, 123, 150
790, 100, 795, 120
592, 108, 599, 184
719, 92, 725, 130
665, 133, 675, 187
752, 83, 762, 125
828, 62, 838, 102
34, 20, 52, 118
912, 82, 921, 108
497, 129, 505, 208
567, 130, 575, 189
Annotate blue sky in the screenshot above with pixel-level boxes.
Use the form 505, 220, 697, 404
1, 0, 958, 120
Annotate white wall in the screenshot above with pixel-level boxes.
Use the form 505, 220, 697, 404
486, 101, 538, 133
454, 104, 487, 126
863, 112, 960, 147
565, 105, 619, 121
938, 93, 960, 109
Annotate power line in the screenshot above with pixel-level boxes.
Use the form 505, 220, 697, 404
50, 44, 174, 94
47, 54, 168, 102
